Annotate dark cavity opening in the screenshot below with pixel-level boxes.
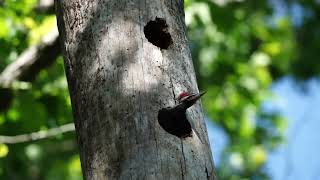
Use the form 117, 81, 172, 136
158, 108, 193, 138
144, 17, 173, 49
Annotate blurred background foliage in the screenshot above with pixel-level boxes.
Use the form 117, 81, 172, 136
0, 0, 319, 179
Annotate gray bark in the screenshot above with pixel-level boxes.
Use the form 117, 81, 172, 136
55, 0, 215, 179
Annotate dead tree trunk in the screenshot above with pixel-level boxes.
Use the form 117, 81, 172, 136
55, 0, 215, 179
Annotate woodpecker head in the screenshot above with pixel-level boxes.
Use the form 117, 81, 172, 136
176, 91, 206, 108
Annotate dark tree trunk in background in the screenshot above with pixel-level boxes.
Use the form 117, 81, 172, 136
55, 0, 215, 179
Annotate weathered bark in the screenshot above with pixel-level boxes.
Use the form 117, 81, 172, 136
55, 0, 215, 179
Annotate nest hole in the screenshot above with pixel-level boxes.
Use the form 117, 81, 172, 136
144, 17, 173, 49
158, 108, 192, 138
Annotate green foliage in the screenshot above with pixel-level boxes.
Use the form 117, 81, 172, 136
0, 0, 319, 179
0, 0, 53, 69
186, 0, 319, 179
0, 2, 75, 178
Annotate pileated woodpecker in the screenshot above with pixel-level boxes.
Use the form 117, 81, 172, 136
158, 91, 206, 142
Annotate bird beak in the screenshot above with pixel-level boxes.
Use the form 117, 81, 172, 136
198, 91, 207, 97
189, 91, 206, 102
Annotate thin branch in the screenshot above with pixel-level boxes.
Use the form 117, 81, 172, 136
0, 123, 75, 144
34, 0, 55, 14
0, 28, 60, 88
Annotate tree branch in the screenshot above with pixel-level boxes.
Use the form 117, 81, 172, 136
34, 0, 55, 14
0, 123, 75, 144
0, 29, 60, 88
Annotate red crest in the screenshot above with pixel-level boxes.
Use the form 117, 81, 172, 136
177, 91, 190, 101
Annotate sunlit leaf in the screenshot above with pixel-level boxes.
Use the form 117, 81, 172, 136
25, 144, 42, 160
262, 42, 281, 56
229, 152, 244, 171
68, 155, 82, 179
28, 15, 57, 45
248, 145, 267, 168
0, 144, 8, 158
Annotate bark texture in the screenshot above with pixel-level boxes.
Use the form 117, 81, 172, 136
55, 0, 215, 179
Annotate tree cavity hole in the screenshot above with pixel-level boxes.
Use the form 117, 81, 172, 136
144, 17, 173, 49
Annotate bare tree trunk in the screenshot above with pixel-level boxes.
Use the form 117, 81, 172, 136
55, 0, 215, 179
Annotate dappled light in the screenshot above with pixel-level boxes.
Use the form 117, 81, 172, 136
0, 0, 319, 179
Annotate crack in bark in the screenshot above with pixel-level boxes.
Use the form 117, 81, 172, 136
169, 76, 176, 103
180, 140, 187, 179
205, 167, 210, 180
180, 159, 185, 180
